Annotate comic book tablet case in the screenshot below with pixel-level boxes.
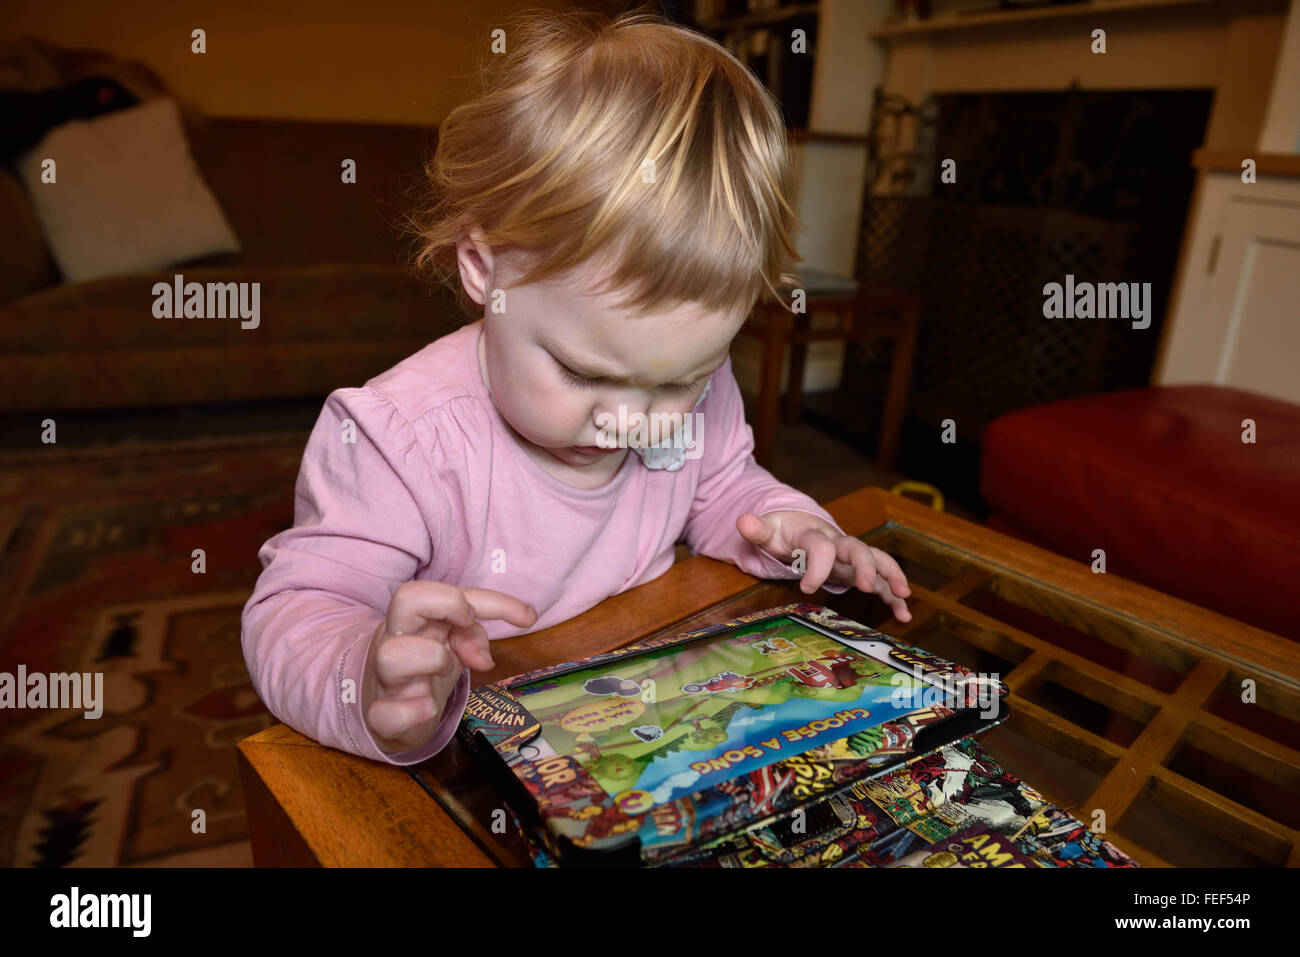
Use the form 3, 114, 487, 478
458, 603, 1011, 866
503, 735, 1140, 869
660, 736, 1137, 869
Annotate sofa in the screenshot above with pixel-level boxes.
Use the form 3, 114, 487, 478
981, 385, 1300, 640
0, 38, 466, 413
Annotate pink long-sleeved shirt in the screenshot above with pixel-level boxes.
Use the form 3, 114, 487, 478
241, 319, 848, 765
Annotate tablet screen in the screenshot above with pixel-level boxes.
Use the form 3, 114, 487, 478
512, 614, 933, 809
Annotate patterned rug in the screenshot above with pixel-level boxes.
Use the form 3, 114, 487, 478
0, 431, 306, 866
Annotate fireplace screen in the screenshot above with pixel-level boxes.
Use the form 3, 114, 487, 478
829, 86, 1212, 458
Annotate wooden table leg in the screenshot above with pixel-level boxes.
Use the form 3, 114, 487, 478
754, 307, 788, 467
783, 312, 811, 425
877, 299, 919, 471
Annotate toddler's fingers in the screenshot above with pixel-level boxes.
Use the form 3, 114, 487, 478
373, 634, 455, 694
835, 537, 879, 594
869, 546, 911, 598
793, 528, 836, 594
385, 580, 477, 636
861, 548, 912, 623
448, 621, 494, 672
366, 694, 438, 744
457, 586, 538, 629
736, 512, 777, 549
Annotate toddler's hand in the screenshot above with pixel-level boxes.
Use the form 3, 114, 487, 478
737, 511, 912, 623
362, 582, 537, 753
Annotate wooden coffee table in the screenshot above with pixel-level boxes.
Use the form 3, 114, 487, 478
237, 486, 1300, 867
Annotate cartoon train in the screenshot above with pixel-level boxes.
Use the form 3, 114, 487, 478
786, 654, 859, 690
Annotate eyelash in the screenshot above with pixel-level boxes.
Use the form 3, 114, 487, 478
558, 363, 699, 394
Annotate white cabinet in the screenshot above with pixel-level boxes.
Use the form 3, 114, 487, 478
1156, 171, 1300, 402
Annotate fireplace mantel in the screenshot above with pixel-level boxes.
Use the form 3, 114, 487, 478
873, 0, 1291, 154
870, 0, 1229, 40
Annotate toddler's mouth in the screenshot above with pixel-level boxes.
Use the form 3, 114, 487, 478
571, 444, 623, 455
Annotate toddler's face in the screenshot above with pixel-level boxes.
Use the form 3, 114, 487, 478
469, 249, 745, 473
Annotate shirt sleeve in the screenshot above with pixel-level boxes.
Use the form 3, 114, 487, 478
240, 386, 471, 766
680, 356, 850, 595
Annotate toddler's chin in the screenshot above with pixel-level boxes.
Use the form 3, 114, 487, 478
555, 443, 627, 466
519, 431, 591, 462
498, 414, 617, 465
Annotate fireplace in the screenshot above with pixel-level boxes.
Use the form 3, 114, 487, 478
803, 84, 1213, 512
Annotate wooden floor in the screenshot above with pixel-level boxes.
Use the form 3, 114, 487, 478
741, 391, 902, 503
739, 392, 981, 524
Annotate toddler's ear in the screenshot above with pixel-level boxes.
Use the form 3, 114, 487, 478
455, 229, 495, 307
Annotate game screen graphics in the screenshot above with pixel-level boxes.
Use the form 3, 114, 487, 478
511, 614, 932, 808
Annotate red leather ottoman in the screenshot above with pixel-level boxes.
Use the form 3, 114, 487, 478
980, 386, 1300, 639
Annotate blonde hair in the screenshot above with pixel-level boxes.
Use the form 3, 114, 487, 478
403, 7, 801, 320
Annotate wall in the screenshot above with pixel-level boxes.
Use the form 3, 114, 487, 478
1260, 1, 1300, 155
0, 0, 573, 125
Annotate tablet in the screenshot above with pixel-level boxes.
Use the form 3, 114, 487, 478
457, 602, 1009, 866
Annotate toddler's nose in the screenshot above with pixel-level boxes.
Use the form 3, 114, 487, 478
594, 399, 648, 446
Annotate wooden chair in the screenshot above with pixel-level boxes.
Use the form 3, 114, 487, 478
739, 283, 920, 470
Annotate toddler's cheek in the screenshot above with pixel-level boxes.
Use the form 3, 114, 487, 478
506, 393, 585, 446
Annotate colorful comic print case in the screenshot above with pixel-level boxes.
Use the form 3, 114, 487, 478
507, 736, 1140, 869
661, 735, 1139, 869
458, 603, 1013, 866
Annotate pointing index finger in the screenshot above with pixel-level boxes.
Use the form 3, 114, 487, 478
457, 586, 538, 629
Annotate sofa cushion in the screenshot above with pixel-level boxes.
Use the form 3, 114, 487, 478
1, 76, 141, 162
1, 35, 210, 163
0, 263, 467, 411
981, 386, 1300, 639
0, 262, 452, 350
14, 97, 239, 282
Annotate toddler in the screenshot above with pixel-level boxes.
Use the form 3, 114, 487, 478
241, 9, 911, 766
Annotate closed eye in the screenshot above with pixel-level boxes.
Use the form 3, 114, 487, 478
557, 361, 602, 390
555, 356, 700, 393
662, 379, 701, 394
